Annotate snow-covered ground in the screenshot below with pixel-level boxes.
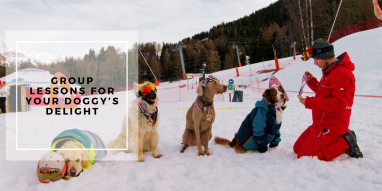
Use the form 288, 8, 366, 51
2, 27, 382, 190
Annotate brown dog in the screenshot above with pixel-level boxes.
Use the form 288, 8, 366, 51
180, 75, 227, 156
215, 85, 287, 154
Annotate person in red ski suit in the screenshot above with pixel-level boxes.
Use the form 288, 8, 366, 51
294, 38, 363, 161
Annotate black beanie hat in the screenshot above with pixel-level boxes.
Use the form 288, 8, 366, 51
311, 38, 335, 59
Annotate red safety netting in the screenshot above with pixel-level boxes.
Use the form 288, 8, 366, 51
249, 77, 264, 94
156, 81, 224, 103
325, 17, 382, 43
82, 85, 132, 96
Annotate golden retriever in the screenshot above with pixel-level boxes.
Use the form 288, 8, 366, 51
180, 75, 227, 156
52, 129, 107, 179
107, 82, 161, 162
55, 141, 89, 179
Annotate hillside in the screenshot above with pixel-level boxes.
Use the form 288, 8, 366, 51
2, 26, 382, 191
137, 0, 375, 82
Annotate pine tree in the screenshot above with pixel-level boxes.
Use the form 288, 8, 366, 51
148, 54, 161, 81
222, 50, 235, 70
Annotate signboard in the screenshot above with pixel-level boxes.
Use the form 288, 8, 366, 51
229, 79, 234, 84
49, 72, 76, 110
227, 84, 234, 94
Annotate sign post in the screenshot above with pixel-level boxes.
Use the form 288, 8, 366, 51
228, 79, 234, 102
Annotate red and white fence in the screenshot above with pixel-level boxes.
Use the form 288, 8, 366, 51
156, 81, 224, 103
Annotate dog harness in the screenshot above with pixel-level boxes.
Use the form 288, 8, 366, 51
138, 102, 158, 125
194, 102, 214, 115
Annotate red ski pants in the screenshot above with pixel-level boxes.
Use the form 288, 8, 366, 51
293, 125, 349, 161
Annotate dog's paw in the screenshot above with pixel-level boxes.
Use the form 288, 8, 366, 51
180, 145, 188, 153
198, 152, 205, 156
269, 144, 278, 149
204, 150, 211, 156
64, 176, 72, 180
138, 155, 145, 162
153, 154, 162, 158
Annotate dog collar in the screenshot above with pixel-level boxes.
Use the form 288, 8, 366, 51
198, 96, 213, 107
274, 103, 287, 110
264, 98, 286, 110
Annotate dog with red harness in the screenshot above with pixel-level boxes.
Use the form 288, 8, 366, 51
181, 75, 227, 156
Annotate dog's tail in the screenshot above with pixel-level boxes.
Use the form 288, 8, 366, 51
214, 136, 233, 148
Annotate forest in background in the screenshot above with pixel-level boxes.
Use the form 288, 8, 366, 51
138, 0, 374, 83
0, 0, 375, 84
1, 46, 134, 88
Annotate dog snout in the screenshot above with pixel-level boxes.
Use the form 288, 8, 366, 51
148, 92, 157, 98
223, 85, 227, 92
70, 169, 76, 176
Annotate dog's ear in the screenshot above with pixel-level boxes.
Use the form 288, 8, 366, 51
265, 88, 278, 104
196, 82, 203, 96
133, 82, 139, 92
81, 151, 90, 168
263, 89, 276, 104
262, 89, 270, 100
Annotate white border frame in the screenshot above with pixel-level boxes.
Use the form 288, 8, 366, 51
15, 41, 129, 151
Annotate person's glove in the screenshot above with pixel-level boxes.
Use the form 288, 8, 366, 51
269, 144, 278, 149
257, 145, 268, 153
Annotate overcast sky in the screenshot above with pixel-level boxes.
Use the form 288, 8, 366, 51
0, 0, 278, 58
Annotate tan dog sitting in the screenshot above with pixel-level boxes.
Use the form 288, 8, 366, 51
180, 75, 227, 156
107, 82, 161, 162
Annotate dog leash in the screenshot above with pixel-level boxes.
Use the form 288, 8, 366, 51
298, 73, 307, 96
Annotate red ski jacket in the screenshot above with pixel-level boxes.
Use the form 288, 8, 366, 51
305, 52, 355, 135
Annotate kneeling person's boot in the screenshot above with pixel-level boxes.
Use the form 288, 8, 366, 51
348, 129, 357, 142
343, 131, 363, 158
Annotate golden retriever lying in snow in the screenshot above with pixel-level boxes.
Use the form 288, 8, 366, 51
51, 129, 107, 179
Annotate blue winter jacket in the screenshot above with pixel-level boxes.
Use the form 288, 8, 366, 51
236, 98, 282, 151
